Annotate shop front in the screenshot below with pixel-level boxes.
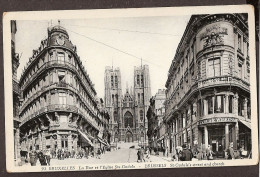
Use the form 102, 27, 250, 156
198, 117, 238, 153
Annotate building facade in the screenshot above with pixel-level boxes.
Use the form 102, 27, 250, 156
11, 20, 21, 161
104, 65, 151, 145
165, 14, 251, 154
147, 89, 166, 151
18, 24, 110, 154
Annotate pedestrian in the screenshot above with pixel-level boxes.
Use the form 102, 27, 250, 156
227, 143, 235, 160
146, 148, 151, 162
197, 147, 203, 160
137, 149, 141, 162
45, 149, 51, 165
206, 145, 214, 160
38, 151, 47, 166
85, 148, 89, 159
71, 148, 75, 158
29, 149, 37, 166
180, 144, 192, 161
97, 148, 101, 159
171, 148, 178, 161
140, 147, 145, 162
165, 146, 169, 157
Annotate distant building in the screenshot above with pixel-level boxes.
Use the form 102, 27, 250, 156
17, 24, 110, 155
147, 89, 166, 150
165, 14, 251, 154
104, 65, 151, 146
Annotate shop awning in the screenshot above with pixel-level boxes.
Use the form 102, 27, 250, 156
239, 119, 251, 129
78, 129, 94, 146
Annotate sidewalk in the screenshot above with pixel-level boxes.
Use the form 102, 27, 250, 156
149, 151, 172, 162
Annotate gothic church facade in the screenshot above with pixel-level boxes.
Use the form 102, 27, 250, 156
104, 65, 151, 144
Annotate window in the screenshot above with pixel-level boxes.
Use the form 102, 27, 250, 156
115, 76, 118, 88
69, 94, 73, 105
137, 75, 140, 86
238, 34, 242, 50
58, 71, 66, 83
67, 72, 71, 84
208, 58, 220, 77
214, 95, 224, 113
238, 97, 244, 116
112, 94, 114, 105
111, 76, 114, 87
61, 135, 68, 148
57, 52, 65, 63
59, 92, 67, 105
208, 97, 213, 114
138, 93, 140, 104
51, 92, 56, 105
140, 110, 144, 121
141, 75, 144, 87
229, 95, 233, 113
114, 111, 118, 122
238, 63, 242, 78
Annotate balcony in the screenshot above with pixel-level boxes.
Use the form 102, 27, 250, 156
198, 76, 250, 91
21, 60, 95, 100
12, 79, 20, 95
20, 82, 96, 117
20, 104, 100, 131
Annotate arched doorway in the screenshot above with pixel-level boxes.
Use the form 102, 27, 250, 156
125, 131, 133, 142
124, 111, 133, 128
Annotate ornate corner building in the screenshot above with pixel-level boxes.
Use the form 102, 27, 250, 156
16, 24, 110, 155
165, 14, 251, 154
104, 65, 151, 145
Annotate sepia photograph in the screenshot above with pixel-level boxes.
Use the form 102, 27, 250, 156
3, 5, 258, 172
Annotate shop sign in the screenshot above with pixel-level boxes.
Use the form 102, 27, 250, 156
198, 117, 236, 125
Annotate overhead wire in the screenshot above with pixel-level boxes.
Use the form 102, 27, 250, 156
66, 27, 166, 68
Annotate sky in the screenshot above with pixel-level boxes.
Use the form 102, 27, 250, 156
15, 16, 191, 99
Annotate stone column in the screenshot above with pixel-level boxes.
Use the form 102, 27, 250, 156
235, 121, 239, 150
212, 96, 215, 114
15, 128, 20, 159
225, 124, 229, 150
233, 93, 239, 115
225, 94, 229, 113
244, 98, 248, 119
42, 131, 46, 150
68, 132, 73, 151
194, 126, 200, 145
203, 99, 208, 116
50, 136, 55, 149
204, 126, 208, 148
57, 134, 61, 149
232, 126, 236, 150
38, 132, 42, 150
74, 136, 78, 151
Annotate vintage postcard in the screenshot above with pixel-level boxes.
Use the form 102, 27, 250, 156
3, 5, 258, 172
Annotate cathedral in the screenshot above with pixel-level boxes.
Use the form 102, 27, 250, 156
104, 65, 151, 145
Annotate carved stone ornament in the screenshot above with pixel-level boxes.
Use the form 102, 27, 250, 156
56, 34, 65, 46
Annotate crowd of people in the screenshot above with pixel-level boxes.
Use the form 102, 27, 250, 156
158, 143, 251, 161
19, 146, 108, 166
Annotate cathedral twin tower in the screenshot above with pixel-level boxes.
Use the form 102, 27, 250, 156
104, 65, 151, 144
